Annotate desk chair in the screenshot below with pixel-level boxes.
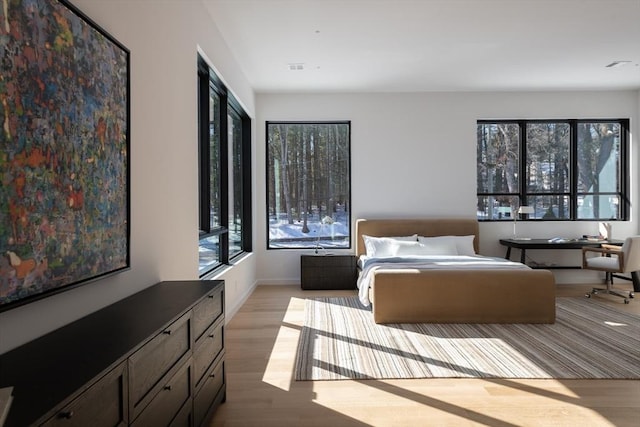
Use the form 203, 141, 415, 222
582, 236, 640, 304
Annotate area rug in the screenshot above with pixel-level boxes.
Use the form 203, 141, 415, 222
294, 296, 640, 380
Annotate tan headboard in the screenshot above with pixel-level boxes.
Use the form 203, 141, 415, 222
355, 218, 480, 256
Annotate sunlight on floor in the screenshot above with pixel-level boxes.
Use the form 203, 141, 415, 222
308, 378, 617, 427
604, 321, 628, 326
217, 286, 639, 427
261, 297, 305, 390
282, 296, 306, 324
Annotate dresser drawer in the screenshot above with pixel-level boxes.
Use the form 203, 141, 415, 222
131, 360, 191, 427
42, 361, 128, 427
128, 312, 191, 417
193, 318, 224, 388
193, 358, 225, 427
193, 288, 224, 342
168, 399, 193, 427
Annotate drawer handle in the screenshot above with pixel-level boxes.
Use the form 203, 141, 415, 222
162, 329, 172, 335
209, 373, 216, 378
208, 294, 215, 298
164, 385, 172, 391
208, 333, 215, 338
60, 411, 74, 419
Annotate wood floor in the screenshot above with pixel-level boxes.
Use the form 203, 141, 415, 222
209, 283, 640, 427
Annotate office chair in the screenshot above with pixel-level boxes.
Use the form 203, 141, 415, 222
582, 236, 640, 304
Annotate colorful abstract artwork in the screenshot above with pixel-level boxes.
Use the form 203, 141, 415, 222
0, 0, 130, 311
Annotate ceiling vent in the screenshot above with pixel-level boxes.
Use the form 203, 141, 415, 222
288, 63, 304, 71
605, 61, 632, 68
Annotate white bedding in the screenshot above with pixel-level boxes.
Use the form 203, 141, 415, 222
357, 255, 531, 306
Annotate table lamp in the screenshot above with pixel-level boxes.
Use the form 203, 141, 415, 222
513, 205, 534, 238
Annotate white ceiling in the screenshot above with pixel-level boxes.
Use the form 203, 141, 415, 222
203, 0, 640, 93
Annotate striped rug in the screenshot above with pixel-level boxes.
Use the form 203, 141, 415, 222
295, 296, 640, 380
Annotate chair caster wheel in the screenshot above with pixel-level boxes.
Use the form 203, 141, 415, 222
585, 293, 591, 298
624, 299, 630, 304
630, 293, 635, 299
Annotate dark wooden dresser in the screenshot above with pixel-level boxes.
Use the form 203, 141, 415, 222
301, 254, 357, 290
0, 280, 225, 427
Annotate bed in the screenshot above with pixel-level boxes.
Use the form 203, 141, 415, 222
356, 218, 556, 324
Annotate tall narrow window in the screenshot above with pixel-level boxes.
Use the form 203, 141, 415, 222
228, 108, 243, 258
198, 56, 251, 275
266, 122, 351, 250
477, 119, 629, 221
577, 121, 624, 220
525, 122, 570, 219
199, 85, 222, 269
476, 122, 520, 220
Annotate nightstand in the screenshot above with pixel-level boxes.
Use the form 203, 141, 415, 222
300, 254, 357, 290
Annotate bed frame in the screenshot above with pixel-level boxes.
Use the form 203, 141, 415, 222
356, 218, 556, 324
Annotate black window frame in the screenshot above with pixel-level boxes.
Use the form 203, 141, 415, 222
477, 118, 630, 222
265, 121, 352, 250
198, 56, 252, 276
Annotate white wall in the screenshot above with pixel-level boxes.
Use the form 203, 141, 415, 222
256, 90, 639, 285
1, 1, 637, 355
0, 0, 258, 354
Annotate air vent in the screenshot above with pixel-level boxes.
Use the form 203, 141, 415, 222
288, 63, 304, 71
605, 61, 631, 68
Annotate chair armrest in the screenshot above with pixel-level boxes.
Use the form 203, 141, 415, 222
582, 247, 608, 255
581, 246, 621, 256
582, 245, 625, 270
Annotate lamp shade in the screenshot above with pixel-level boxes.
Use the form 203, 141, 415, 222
518, 206, 535, 215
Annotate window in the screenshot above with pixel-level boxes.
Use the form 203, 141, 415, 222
266, 122, 351, 249
198, 56, 251, 275
477, 119, 629, 221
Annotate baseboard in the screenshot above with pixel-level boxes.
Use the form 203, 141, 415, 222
256, 279, 300, 286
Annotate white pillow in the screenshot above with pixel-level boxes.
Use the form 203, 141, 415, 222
394, 240, 458, 256
418, 235, 476, 256
362, 234, 417, 257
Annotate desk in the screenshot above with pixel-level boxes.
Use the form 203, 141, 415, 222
499, 238, 624, 268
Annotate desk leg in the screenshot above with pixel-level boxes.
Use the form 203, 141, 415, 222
520, 249, 526, 264
505, 247, 512, 260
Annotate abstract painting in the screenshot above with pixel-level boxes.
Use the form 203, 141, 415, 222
0, 0, 130, 311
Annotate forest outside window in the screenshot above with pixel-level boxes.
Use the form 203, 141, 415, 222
477, 119, 629, 221
198, 56, 252, 276
266, 122, 351, 249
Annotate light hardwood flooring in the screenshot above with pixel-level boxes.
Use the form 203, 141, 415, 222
209, 283, 640, 427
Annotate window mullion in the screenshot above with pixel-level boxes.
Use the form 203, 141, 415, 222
519, 121, 527, 208
219, 97, 230, 264
569, 119, 578, 220
621, 120, 630, 220
241, 114, 252, 252
198, 67, 211, 234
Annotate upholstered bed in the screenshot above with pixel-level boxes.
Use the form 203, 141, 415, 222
356, 218, 556, 324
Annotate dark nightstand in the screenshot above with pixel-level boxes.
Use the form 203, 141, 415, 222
300, 254, 357, 290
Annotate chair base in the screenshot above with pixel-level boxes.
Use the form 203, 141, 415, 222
586, 271, 636, 303
586, 288, 634, 304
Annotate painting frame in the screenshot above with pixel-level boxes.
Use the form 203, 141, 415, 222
0, 0, 131, 312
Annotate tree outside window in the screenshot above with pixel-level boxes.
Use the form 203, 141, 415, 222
477, 119, 628, 221
266, 122, 351, 249
577, 122, 623, 219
